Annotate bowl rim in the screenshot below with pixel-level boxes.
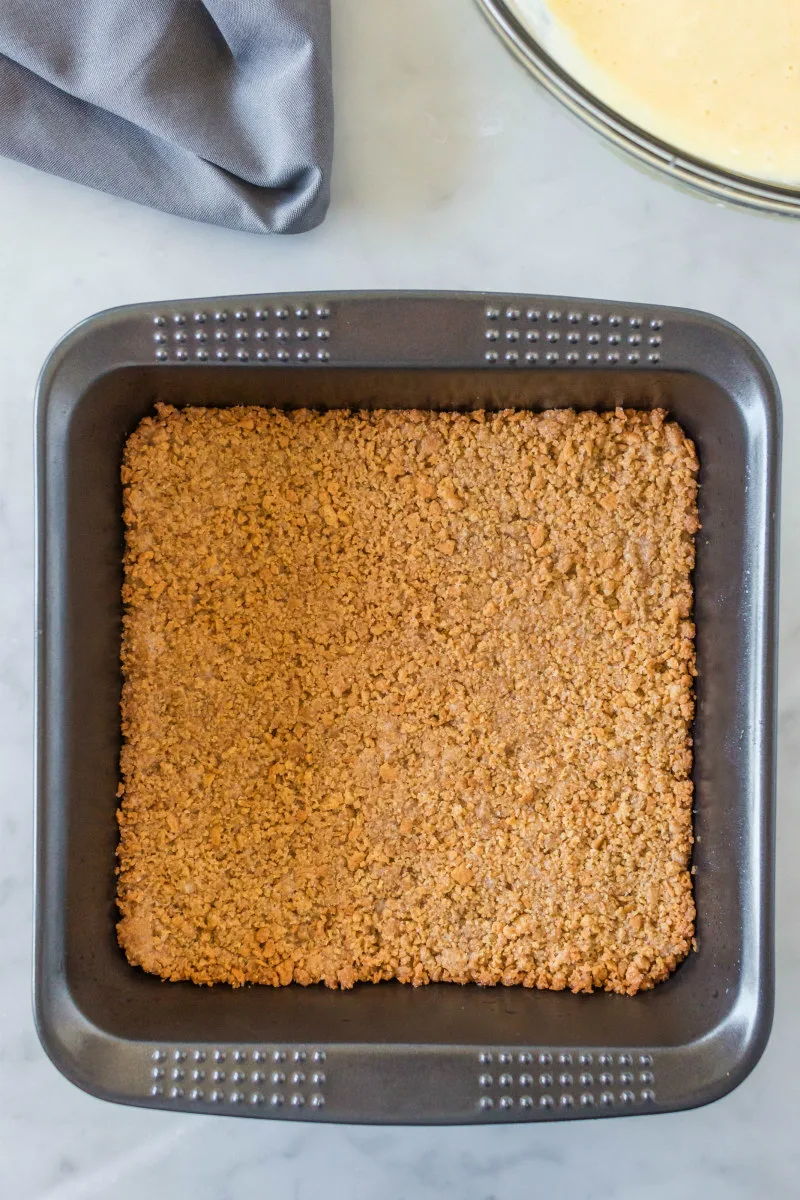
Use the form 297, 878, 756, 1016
476, 0, 800, 217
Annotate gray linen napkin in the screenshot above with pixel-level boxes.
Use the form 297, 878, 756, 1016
0, 0, 332, 233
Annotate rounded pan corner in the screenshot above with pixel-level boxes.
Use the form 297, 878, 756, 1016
32, 981, 99, 1102
35, 299, 163, 428
670, 306, 780, 400
663, 987, 775, 1116
33, 977, 143, 1111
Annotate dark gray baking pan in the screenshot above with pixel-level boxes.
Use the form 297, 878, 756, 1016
35, 292, 780, 1123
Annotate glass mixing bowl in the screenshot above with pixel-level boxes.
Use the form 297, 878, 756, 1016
476, 0, 800, 217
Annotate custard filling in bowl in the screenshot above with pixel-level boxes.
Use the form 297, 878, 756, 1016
506, 0, 800, 185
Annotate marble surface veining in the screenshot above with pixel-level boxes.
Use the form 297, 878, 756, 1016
1, 1, 799, 1196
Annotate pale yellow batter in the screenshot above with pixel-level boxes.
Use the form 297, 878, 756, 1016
512, 0, 800, 183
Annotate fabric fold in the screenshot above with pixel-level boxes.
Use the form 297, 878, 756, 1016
0, 0, 332, 233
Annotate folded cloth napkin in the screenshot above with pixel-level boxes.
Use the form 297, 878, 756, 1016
0, 0, 332, 232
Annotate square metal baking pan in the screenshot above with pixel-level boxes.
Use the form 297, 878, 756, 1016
35, 292, 780, 1123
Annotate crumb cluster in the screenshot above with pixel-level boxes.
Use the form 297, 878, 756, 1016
117, 403, 698, 994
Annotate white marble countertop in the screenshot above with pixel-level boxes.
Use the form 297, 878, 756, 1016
2, 1, 799, 1196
